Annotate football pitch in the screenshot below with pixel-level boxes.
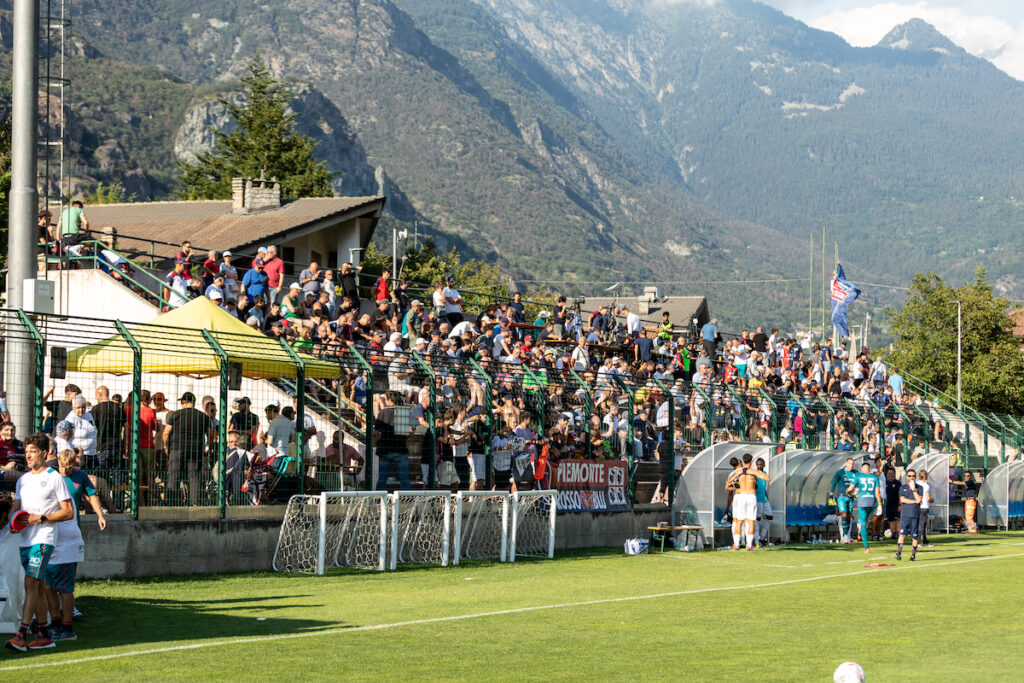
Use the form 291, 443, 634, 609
2, 532, 1023, 681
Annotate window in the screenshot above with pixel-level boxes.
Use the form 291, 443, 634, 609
282, 246, 296, 276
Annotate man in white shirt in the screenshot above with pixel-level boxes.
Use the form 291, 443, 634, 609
383, 332, 403, 357
571, 338, 589, 372
262, 404, 295, 455
623, 307, 641, 337
7, 432, 73, 652
442, 278, 463, 325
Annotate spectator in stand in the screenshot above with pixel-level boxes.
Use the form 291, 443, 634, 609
91, 386, 126, 471
65, 397, 98, 468
241, 258, 269, 301
701, 318, 720, 359
339, 262, 362, 312
261, 404, 295, 455
443, 277, 464, 325
623, 307, 641, 337
202, 249, 220, 290
281, 283, 304, 319
163, 259, 191, 309
0, 421, 26, 487
220, 251, 239, 301
299, 259, 323, 297
634, 328, 655, 363
205, 273, 227, 302
57, 199, 90, 245
322, 269, 338, 317
162, 392, 214, 505
263, 245, 286, 302
174, 240, 195, 280
137, 390, 158, 503
373, 271, 391, 304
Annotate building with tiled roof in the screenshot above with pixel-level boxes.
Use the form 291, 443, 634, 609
85, 176, 385, 274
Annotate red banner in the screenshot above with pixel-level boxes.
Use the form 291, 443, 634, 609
551, 460, 631, 512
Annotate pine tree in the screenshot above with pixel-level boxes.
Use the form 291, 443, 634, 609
177, 55, 332, 199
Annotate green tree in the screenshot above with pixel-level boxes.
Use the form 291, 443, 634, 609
886, 268, 1024, 413
177, 55, 332, 199
82, 181, 135, 204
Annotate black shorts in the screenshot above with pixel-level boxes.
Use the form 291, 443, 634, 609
899, 516, 920, 538
885, 504, 900, 522
493, 469, 512, 490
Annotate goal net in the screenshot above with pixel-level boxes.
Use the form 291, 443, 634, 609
509, 490, 557, 561
390, 492, 452, 569
453, 492, 510, 564
273, 492, 388, 573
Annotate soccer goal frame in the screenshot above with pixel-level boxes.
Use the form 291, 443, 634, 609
273, 492, 389, 574
453, 491, 510, 564
389, 491, 453, 570
509, 490, 557, 562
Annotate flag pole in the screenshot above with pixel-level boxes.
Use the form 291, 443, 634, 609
821, 226, 826, 338
833, 241, 839, 346
808, 232, 813, 332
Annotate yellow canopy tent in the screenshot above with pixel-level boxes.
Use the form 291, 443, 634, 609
66, 297, 340, 380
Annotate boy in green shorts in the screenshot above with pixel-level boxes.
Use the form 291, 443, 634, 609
44, 449, 107, 641
6, 433, 73, 652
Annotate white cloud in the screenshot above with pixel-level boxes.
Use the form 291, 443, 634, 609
782, 2, 1024, 80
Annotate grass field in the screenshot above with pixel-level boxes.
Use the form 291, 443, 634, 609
2, 532, 1023, 681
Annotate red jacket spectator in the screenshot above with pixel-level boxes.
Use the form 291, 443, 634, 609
374, 273, 391, 303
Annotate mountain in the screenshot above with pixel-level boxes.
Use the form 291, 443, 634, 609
465, 0, 1024, 299
2, 0, 1022, 329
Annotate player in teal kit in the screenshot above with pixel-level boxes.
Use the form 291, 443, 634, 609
829, 457, 858, 543
847, 461, 882, 553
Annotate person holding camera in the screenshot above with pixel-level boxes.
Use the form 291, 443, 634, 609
299, 260, 323, 296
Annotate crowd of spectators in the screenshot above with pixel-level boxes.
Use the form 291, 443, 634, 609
18, 237, 961, 500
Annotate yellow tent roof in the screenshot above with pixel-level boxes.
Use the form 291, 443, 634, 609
67, 297, 340, 379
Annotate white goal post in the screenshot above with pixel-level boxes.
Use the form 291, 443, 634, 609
273, 492, 388, 574
453, 491, 510, 564
390, 491, 452, 570
509, 490, 557, 562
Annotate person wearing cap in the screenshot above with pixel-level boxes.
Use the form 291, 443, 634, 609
403, 299, 424, 341
205, 272, 227, 303
412, 336, 429, 356
229, 397, 260, 445
220, 250, 239, 301
281, 282, 304, 319
252, 246, 268, 270
162, 258, 191, 309
241, 258, 268, 300
162, 392, 214, 506
534, 309, 550, 328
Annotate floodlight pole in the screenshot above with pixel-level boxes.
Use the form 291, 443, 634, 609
5, 0, 41, 436
954, 300, 962, 410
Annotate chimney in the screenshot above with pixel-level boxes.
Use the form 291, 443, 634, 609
232, 174, 281, 213
231, 177, 245, 211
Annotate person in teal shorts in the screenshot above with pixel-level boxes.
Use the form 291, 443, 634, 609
829, 457, 858, 543
847, 461, 883, 553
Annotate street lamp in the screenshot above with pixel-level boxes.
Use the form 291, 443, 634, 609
953, 300, 962, 410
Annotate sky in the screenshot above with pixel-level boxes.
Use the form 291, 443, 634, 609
760, 0, 1024, 80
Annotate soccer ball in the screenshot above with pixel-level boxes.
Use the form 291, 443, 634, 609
834, 662, 865, 682
883, 529, 893, 539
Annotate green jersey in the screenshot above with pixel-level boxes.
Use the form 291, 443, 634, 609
852, 472, 880, 507
60, 206, 85, 236
830, 467, 858, 498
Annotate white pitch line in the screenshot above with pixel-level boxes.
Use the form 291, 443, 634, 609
2, 551, 1023, 673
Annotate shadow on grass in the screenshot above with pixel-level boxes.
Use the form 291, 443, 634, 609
19, 594, 346, 658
